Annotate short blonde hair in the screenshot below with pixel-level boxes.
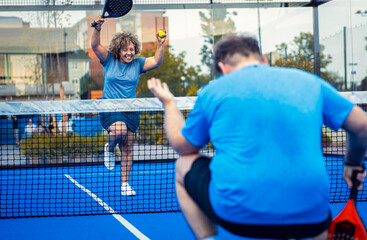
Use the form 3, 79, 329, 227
108, 32, 141, 60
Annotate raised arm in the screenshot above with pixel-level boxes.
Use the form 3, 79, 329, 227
341, 105, 367, 189
143, 31, 167, 72
91, 16, 108, 63
147, 78, 200, 156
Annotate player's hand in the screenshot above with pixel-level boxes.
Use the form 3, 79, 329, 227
156, 30, 167, 45
93, 15, 104, 31
343, 165, 366, 190
147, 78, 175, 105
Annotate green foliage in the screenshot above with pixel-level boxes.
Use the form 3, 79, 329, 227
321, 130, 332, 148
360, 76, 367, 91
274, 32, 344, 89
137, 45, 209, 97
20, 132, 107, 160
79, 73, 103, 99
274, 54, 314, 73
136, 113, 169, 145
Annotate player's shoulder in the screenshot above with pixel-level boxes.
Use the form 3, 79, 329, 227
102, 51, 114, 66
271, 66, 324, 85
133, 57, 146, 64
274, 65, 316, 77
134, 57, 145, 61
197, 75, 225, 95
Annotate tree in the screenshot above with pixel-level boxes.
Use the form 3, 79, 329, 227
274, 32, 343, 89
360, 76, 367, 91
79, 73, 102, 99
199, 9, 237, 79
136, 44, 209, 97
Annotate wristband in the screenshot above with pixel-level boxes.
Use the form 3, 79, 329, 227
345, 161, 366, 169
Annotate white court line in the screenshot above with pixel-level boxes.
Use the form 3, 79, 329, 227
67, 169, 174, 177
64, 174, 150, 240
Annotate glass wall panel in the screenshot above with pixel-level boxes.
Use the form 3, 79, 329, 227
320, 0, 367, 91
0, 0, 365, 100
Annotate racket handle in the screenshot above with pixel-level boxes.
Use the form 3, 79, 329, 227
91, 21, 97, 27
350, 169, 362, 200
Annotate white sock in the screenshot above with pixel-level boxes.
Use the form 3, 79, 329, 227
201, 235, 218, 240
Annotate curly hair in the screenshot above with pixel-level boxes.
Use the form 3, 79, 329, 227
108, 32, 141, 60
214, 34, 262, 73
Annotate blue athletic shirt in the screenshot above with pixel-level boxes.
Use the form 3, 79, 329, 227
101, 51, 146, 99
181, 64, 354, 225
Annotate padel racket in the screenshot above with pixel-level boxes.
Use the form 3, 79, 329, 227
327, 169, 367, 240
91, 0, 133, 27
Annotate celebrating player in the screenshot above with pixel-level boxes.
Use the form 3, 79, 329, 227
148, 34, 367, 239
91, 15, 166, 196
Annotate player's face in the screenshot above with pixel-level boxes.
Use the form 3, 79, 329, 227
120, 42, 135, 63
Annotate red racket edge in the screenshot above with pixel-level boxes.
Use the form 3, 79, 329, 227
328, 169, 367, 239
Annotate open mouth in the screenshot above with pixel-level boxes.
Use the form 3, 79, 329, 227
124, 55, 133, 61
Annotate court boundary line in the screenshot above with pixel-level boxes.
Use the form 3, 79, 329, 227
64, 174, 150, 240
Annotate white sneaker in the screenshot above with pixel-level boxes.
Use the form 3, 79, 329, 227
121, 183, 136, 196
104, 143, 115, 170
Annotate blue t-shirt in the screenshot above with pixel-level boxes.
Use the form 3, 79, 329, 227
181, 64, 354, 225
101, 52, 146, 99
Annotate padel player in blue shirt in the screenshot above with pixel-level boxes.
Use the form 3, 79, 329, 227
91, 16, 166, 196
147, 35, 367, 239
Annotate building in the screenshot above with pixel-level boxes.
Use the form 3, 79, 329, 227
0, 10, 169, 101
0, 16, 89, 100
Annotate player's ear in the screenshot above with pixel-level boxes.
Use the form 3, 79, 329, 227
261, 56, 269, 65
218, 62, 229, 74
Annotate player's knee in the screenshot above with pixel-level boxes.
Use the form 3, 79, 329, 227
175, 155, 200, 183
109, 122, 127, 135
175, 157, 186, 183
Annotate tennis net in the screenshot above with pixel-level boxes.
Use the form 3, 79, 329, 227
0, 93, 366, 218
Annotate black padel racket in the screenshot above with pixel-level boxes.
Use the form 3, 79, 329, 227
91, 0, 133, 27
328, 169, 367, 240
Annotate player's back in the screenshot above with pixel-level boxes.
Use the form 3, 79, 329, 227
198, 64, 330, 225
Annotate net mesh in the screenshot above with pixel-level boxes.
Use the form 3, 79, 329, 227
0, 93, 366, 219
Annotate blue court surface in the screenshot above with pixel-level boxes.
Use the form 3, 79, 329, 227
1, 158, 367, 240
1, 203, 366, 240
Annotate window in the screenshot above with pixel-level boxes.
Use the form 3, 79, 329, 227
72, 62, 78, 70
9, 54, 42, 84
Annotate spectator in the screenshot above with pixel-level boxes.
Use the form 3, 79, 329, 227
24, 118, 36, 138
65, 114, 74, 135
48, 116, 56, 135
56, 114, 74, 136
34, 119, 47, 135
11, 115, 19, 146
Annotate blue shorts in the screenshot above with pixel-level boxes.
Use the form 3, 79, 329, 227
99, 112, 140, 133
184, 156, 331, 239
